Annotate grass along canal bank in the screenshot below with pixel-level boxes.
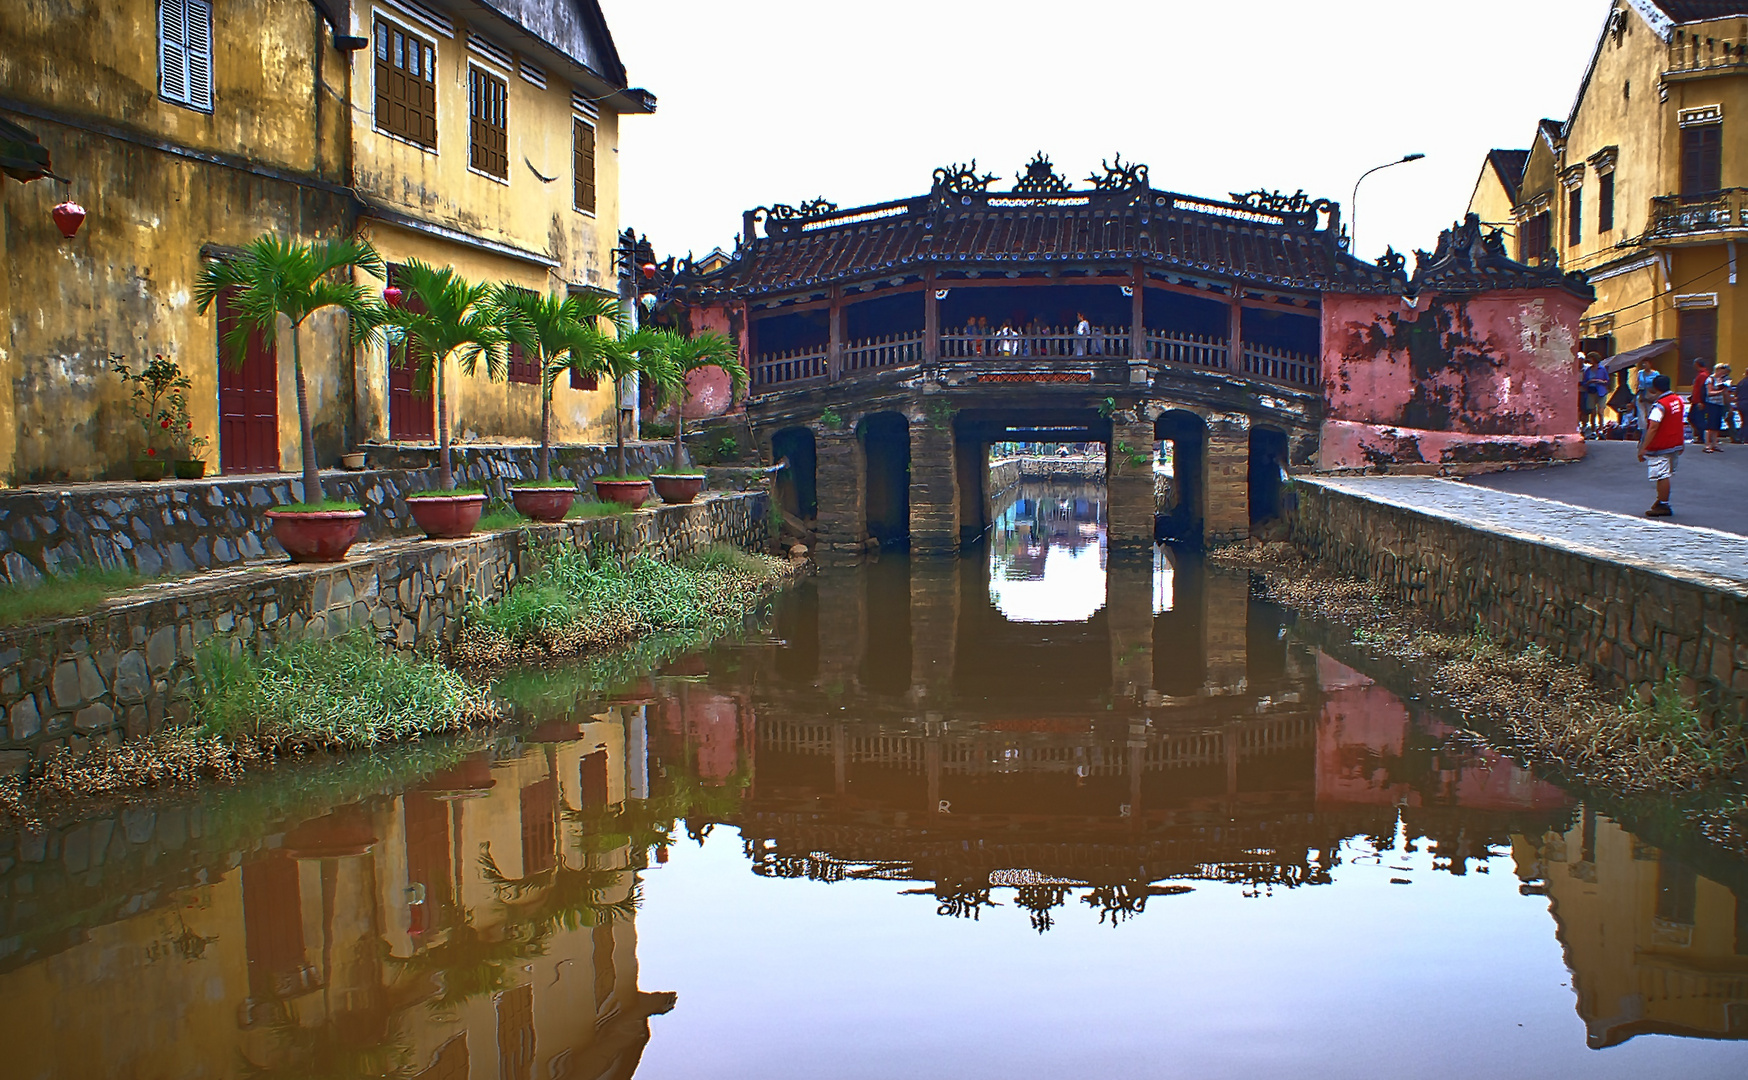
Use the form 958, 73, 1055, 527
0, 542, 801, 823
1210, 539, 1748, 853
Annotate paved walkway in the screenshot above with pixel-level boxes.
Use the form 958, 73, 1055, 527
1467, 440, 1748, 536
1310, 474, 1748, 589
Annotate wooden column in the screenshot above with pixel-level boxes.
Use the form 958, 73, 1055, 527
1129, 264, 1148, 383
828, 285, 843, 381
923, 269, 940, 364
1228, 293, 1244, 374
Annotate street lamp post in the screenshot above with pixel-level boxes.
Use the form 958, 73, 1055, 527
1349, 153, 1426, 258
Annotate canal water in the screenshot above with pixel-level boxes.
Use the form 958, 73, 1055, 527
2, 481, 1746, 1078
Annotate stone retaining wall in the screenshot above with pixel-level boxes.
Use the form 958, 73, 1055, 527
0, 490, 770, 771
0, 442, 677, 587
1293, 480, 1748, 713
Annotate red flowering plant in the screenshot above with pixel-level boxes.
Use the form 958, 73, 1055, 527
111, 352, 190, 461
166, 388, 210, 462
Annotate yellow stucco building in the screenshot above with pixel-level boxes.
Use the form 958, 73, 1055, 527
1467, 0, 1747, 389
0, 0, 651, 485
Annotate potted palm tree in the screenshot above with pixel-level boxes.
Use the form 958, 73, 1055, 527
649, 330, 744, 504
385, 260, 507, 539
195, 235, 386, 562
490, 286, 621, 522
568, 325, 678, 508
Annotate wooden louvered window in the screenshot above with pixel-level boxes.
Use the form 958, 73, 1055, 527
1681, 123, 1722, 196
573, 118, 596, 213
158, 0, 213, 112
374, 18, 437, 148
1598, 172, 1615, 233
1521, 211, 1552, 265
469, 67, 508, 179
1567, 188, 1582, 247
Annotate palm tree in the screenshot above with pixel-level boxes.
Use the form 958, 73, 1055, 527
488, 287, 622, 481
383, 260, 508, 490
194, 235, 387, 504
652, 331, 745, 472
568, 324, 679, 481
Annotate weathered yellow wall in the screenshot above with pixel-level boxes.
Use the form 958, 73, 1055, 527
345, 0, 626, 445
0, 0, 356, 483
1466, 159, 1520, 238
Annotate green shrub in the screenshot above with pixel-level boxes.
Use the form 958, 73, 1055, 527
195, 630, 497, 749
567, 500, 638, 519
276, 500, 363, 513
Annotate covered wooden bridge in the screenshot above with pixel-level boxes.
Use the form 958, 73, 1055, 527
674, 154, 1406, 553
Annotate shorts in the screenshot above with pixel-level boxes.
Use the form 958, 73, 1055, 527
1646, 449, 1681, 482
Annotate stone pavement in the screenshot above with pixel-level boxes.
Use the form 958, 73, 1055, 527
1467, 440, 1748, 537
1311, 474, 1748, 590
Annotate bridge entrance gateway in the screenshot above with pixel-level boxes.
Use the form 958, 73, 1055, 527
663, 153, 1590, 556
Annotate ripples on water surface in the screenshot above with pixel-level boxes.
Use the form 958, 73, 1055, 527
1, 482, 1745, 1079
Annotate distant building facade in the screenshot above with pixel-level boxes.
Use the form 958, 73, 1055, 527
1468, 0, 1748, 387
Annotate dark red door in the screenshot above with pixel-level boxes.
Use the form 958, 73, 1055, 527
218, 290, 280, 474
388, 264, 435, 441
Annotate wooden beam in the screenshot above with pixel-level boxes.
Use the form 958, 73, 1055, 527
1228, 293, 1244, 374
1130, 262, 1145, 359
828, 285, 843, 381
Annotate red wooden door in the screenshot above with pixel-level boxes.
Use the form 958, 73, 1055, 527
218, 290, 280, 473
388, 264, 435, 440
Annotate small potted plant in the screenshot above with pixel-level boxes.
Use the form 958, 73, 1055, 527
112, 352, 187, 481
489, 284, 621, 522
570, 326, 678, 509
385, 261, 503, 539
196, 234, 388, 562
167, 388, 210, 479
648, 329, 744, 504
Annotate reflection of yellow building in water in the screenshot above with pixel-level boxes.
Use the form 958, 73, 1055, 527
0, 706, 671, 1079
1516, 812, 1748, 1046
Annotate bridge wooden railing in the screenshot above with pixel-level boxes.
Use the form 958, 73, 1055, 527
941, 325, 1132, 360
843, 332, 925, 374
750, 328, 1319, 392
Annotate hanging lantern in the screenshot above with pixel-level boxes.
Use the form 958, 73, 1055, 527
382, 285, 404, 308
640, 262, 659, 280
51, 199, 86, 239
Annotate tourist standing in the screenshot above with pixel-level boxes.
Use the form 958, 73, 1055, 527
1633, 356, 1659, 432
1074, 312, 1091, 356
1711, 364, 1735, 447
1690, 360, 1713, 447
995, 320, 1020, 357
1639, 373, 1686, 518
1580, 352, 1609, 434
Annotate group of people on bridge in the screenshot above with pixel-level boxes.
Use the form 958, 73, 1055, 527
949, 314, 1118, 358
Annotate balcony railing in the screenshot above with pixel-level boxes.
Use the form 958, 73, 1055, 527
1647, 188, 1747, 237
1667, 21, 1748, 75
750, 325, 1319, 392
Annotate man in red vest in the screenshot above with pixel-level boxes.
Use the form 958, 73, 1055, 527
1638, 373, 1685, 518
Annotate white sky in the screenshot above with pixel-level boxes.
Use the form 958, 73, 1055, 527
599, 0, 1606, 264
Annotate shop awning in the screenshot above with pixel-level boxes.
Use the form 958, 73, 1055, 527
1603, 338, 1677, 374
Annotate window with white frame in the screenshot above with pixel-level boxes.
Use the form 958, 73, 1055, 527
158, 0, 214, 112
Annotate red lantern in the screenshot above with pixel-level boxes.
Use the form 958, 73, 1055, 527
383, 285, 404, 308
51, 200, 86, 239
640, 262, 658, 280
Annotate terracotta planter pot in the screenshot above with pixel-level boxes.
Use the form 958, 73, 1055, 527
510, 486, 576, 523
173, 459, 206, 480
266, 508, 367, 563
651, 473, 706, 504
132, 458, 165, 482
407, 493, 486, 539
339, 452, 367, 470
593, 478, 651, 508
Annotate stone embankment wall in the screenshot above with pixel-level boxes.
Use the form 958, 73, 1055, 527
0, 491, 770, 771
1293, 480, 1748, 711
0, 442, 677, 587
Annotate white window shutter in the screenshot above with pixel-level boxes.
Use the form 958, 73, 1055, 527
158, 0, 189, 104
185, 0, 213, 111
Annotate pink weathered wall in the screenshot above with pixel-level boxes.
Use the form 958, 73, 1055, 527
1318, 288, 1589, 470
682, 305, 749, 420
